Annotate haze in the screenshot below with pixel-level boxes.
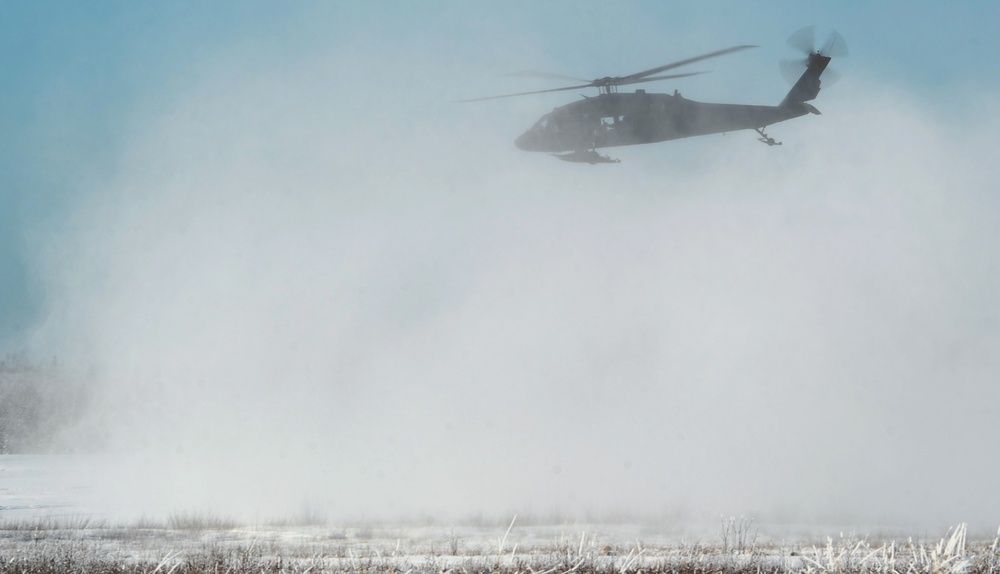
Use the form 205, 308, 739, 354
4, 3, 999, 534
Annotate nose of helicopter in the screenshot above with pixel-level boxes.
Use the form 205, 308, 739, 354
514, 130, 532, 151
515, 128, 541, 151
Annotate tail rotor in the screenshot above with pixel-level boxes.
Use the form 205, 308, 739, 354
780, 26, 847, 86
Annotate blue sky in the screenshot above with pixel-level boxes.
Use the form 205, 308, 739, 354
2, 3, 300, 342
2, 2, 1000, 528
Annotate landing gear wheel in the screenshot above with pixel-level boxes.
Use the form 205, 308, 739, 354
552, 149, 621, 164
755, 127, 782, 147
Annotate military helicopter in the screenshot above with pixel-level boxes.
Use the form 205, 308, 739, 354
461, 27, 847, 163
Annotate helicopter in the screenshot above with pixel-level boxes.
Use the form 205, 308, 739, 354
461, 27, 847, 163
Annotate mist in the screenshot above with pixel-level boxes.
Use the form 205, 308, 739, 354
21, 12, 1000, 534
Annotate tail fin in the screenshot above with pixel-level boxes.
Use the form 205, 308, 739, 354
780, 52, 831, 109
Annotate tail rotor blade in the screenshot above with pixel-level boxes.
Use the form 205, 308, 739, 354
787, 25, 816, 55
821, 30, 849, 58
781, 28, 846, 88
821, 68, 841, 87
779, 58, 806, 85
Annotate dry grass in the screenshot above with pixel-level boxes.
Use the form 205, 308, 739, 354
0, 519, 996, 574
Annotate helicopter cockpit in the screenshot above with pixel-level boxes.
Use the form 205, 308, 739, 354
515, 111, 565, 151
515, 108, 606, 152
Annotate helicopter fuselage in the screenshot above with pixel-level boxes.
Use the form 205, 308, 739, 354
514, 89, 816, 153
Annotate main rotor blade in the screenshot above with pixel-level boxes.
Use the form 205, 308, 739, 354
455, 82, 595, 103
458, 44, 751, 103
614, 71, 707, 87
619, 44, 756, 83
506, 70, 592, 83
457, 71, 706, 103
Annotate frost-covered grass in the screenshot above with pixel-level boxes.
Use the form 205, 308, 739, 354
0, 517, 997, 574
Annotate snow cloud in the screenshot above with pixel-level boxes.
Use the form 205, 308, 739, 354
28, 19, 1000, 535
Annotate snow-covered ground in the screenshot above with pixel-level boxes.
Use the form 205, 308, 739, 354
2, 455, 998, 573
0, 454, 100, 519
